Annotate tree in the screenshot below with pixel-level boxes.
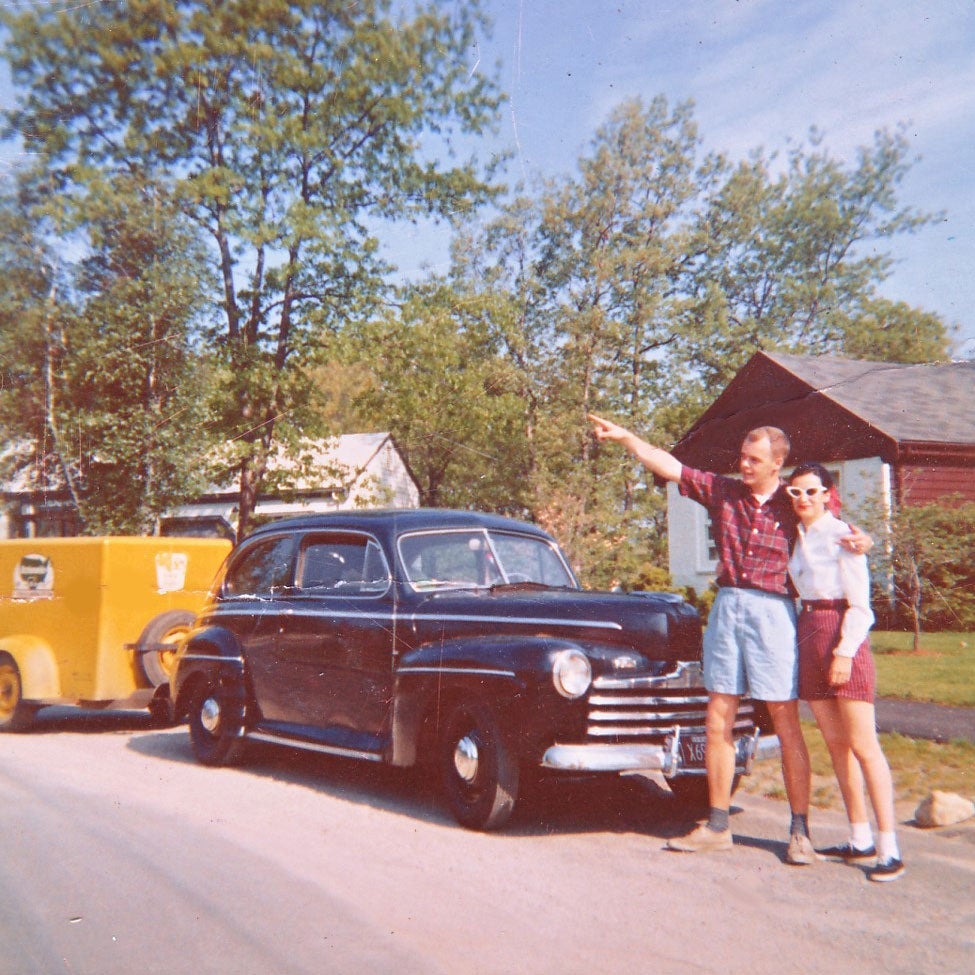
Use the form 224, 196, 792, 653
0, 175, 215, 534
61, 179, 216, 533
2, 0, 504, 538
444, 101, 950, 584
872, 500, 975, 647
677, 127, 948, 393
840, 297, 953, 363
349, 280, 530, 512
0, 182, 83, 516
444, 98, 707, 577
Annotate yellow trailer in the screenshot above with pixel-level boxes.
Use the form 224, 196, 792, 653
0, 536, 231, 731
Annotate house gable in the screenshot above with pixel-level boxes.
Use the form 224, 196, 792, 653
666, 351, 975, 588
672, 352, 896, 472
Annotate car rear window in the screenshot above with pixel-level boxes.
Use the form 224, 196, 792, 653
222, 534, 296, 597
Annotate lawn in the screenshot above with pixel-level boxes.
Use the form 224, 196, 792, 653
740, 721, 975, 812
739, 631, 975, 812
871, 630, 975, 707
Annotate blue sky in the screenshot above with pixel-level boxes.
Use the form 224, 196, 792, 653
437, 0, 975, 358
2, 1, 973, 357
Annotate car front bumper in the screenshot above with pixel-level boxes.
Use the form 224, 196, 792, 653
541, 729, 781, 776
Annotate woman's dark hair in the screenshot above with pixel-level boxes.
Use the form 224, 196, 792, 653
787, 461, 834, 489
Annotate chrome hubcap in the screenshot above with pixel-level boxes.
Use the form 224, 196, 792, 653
453, 734, 479, 783
200, 696, 221, 734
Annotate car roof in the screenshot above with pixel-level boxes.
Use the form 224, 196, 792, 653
246, 508, 555, 540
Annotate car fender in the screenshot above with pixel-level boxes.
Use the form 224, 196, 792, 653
390, 634, 588, 767
0, 635, 61, 699
171, 625, 247, 721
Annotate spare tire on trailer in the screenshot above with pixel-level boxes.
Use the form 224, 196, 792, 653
136, 610, 197, 687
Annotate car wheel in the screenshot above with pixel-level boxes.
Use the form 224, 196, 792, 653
0, 658, 38, 733
137, 610, 197, 687
666, 773, 740, 810
439, 700, 519, 831
188, 680, 246, 766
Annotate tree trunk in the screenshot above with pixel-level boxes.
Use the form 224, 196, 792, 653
909, 559, 922, 652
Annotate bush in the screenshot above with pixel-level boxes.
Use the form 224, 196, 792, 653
870, 499, 975, 643
622, 563, 717, 624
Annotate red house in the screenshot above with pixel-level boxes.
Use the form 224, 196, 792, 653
667, 351, 975, 588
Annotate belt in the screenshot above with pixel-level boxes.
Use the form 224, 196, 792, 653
801, 599, 848, 611
717, 583, 790, 597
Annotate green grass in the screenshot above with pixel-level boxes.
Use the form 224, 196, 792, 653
872, 631, 975, 707
740, 631, 975, 812
741, 721, 975, 811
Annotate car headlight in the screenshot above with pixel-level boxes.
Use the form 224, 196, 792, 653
552, 649, 592, 699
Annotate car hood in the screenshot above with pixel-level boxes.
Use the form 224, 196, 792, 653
409, 587, 702, 664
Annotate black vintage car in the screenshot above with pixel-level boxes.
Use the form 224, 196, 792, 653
170, 509, 778, 830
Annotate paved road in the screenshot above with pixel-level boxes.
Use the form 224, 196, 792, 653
1, 708, 974, 975
799, 698, 975, 743
875, 697, 975, 743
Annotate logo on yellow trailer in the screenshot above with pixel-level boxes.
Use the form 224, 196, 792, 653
13, 554, 54, 600
154, 552, 189, 593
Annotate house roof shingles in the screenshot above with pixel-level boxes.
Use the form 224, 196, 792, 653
766, 352, 975, 446
672, 351, 975, 472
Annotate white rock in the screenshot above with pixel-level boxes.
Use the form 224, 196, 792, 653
914, 790, 975, 828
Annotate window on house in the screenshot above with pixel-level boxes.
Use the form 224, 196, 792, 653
12, 503, 81, 538
696, 507, 719, 572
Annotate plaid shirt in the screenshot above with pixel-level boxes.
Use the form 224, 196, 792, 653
679, 466, 797, 597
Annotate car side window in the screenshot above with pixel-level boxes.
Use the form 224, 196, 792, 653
222, 535, 296, 597
399, 531, 504, 589
490, 532, 576, 587
360, 540, 392, 593
296, 532, 390, 596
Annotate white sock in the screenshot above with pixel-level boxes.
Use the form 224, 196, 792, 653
877, 831, 900, 861
850, 821, 873, 851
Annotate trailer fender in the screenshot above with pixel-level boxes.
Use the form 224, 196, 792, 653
0, 636, 61, 699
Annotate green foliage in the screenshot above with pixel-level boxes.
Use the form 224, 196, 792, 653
2, 0, 504, 537
347, 279, 531, 513
441, 97, 949, 579
841, 297, 953, 363
1, 19, 957, 582
0, 186, 59, 454
676, 127, 947, 394
678, 583, 718, 624
62, 181, 217, 533
873, 500, 975, 642
0, 177, 216, 534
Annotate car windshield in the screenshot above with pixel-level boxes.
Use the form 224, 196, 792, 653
398, 529, 577, 592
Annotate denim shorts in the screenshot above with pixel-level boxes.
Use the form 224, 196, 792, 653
703, 587, 798, 701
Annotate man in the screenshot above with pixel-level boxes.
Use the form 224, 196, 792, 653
588, 414, 869, 864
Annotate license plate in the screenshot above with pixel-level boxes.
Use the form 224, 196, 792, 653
679, 733, 707, 768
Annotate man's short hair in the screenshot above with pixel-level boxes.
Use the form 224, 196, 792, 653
743, 426, 791, 462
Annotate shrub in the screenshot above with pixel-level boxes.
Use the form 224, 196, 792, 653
870, 499, 975, 645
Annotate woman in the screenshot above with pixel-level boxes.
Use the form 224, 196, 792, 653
786, 462, 904, 882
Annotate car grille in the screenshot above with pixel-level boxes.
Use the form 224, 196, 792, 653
584, 661, 759, 742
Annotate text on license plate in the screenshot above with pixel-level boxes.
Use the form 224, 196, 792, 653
679, 734, 707, 768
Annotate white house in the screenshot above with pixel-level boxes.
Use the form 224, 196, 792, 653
1, 432, 420, 540
159, 432, 420, 538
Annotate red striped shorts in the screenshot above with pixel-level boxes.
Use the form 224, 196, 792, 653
797, 603, 875, 702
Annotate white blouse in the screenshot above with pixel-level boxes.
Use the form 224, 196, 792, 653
787, 512, 875, 658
